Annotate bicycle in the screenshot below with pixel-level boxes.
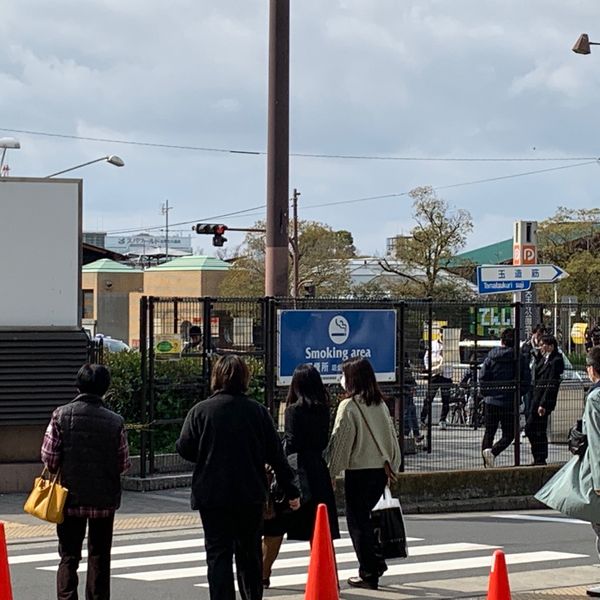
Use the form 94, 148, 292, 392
448, 386, 468, 425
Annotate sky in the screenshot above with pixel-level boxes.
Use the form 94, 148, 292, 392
1, 0, 600, 257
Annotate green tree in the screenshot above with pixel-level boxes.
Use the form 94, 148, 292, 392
379, 186, 473, 297
538, 207, 600, 302
219, 220, 356, 297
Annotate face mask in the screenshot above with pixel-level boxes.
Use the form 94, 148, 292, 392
340, 374, 346, 390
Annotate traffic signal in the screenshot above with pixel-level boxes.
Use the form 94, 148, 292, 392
192, 223, 228, 247
212, 224, 227, 247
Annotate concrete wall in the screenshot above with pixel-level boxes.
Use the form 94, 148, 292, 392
143, 271, 202, 296
82, 271, 143, 342
0, 425, 45, 492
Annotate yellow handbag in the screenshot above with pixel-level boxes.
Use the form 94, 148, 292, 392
23, 467, 69, 524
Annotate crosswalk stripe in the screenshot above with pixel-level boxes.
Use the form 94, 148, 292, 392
17, 534, 418, 566
37, 539, 361, 573
491, 514, 587, 525
113, 543, 497, 582
240, 551, 587, 589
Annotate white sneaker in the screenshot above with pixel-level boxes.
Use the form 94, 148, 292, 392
438, 420, 447, 430
482, 448, 495, 468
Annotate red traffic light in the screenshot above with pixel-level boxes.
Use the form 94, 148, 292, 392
193, 223, 228, 235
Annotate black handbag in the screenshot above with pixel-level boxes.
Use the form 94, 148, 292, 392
568, 419, 588, 457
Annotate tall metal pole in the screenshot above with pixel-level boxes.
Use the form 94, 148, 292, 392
265, 0, 290, 297
292, 188, 300, 298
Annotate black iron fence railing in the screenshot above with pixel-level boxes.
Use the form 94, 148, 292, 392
122, 297, 597, 476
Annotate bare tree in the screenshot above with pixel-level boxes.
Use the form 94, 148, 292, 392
380, 186, 473, 297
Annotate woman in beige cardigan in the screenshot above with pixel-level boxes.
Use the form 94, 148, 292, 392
327, 357, 401, 590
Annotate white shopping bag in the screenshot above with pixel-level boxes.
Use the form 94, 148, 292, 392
373, 486, 401, 511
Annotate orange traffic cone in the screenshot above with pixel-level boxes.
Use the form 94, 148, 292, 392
305, 503, 339, 600
487, 549, 511, 600
0, 522, 14, 600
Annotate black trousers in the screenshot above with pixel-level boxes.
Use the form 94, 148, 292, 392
420, 374, 452, 423
57, 514, 114, 600
482, 403, 515, 457
199, 503, 264, 600
525, 408, 549, 463
344, 468, 387, 583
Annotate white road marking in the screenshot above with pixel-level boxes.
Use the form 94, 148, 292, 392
226, 551, 587, 589
113, 543, 495, 582
491, 514, 587, 524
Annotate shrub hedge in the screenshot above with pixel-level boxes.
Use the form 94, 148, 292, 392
102, 351, 266, 454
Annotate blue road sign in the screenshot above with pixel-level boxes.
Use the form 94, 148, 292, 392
277, 309, 396, 385
478, 279, 532, 294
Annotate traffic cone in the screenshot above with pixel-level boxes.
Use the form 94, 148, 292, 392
487, 549, 511, 600
305, 503, 338, 600
0, 522, 14, 600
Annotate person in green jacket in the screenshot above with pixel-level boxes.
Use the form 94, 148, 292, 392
535, 346, 600, 598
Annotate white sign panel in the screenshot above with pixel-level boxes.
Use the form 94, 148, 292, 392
479, 264, 568, 284
0, 178, 82, 328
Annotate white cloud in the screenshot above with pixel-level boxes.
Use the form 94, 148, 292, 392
2, 0, 600, 259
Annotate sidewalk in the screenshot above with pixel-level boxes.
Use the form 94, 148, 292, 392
0, 490, 199, 543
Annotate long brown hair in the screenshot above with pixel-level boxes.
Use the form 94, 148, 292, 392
341, 357, 384, 406
211, 355, 250, 395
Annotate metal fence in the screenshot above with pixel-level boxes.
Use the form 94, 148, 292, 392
135, 296, 598, 476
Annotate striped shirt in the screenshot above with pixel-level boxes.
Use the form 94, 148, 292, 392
41, 411, 131, 518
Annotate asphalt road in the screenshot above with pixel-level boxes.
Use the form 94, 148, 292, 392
6, 488, 600, 599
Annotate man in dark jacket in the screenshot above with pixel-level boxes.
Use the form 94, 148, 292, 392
520, 324, 547, 419
176, 355, 299, 600
41, 363, 130, 600
525, 334, 564, 465
480, 328, 531, 468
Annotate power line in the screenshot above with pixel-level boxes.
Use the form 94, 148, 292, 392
299, 160, 598, 211
105, 204, 266, 235
1, 126, 597, 163
103, 159, 598, 236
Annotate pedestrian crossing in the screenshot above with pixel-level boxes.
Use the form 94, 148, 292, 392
8, 530, 588, 592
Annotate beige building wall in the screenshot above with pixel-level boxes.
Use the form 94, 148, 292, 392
127, 270, 227, 346
143, 271, 203, 296
82, 271, 144, 342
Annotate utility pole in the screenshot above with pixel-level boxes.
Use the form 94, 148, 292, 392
265, 0, 290, 297
291, 188, 300, 297
161, 200, 173, 261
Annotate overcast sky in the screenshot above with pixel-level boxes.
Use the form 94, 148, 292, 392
2, 1, 600, 256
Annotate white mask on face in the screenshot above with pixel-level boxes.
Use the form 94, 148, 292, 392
340, 374, 346, 390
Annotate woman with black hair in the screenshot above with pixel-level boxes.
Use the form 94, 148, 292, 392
327, 357, 401, 590
262, 363, 339, 587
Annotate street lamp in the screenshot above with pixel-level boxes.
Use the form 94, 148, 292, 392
0, 137, 21, 173
572, 33, 600, 55
46, 155, 125, 178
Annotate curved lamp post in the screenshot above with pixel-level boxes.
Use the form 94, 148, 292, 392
0, 137, 21, 173
572, 33, 600, 55
46, 155, 125, 178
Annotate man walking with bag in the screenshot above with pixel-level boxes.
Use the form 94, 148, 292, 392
41, 363, 130, 600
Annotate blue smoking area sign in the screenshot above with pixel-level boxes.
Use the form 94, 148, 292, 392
277, 309, 397, 385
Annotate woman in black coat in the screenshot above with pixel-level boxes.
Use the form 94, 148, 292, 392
525, 334, 564, 465
176, 355, 300, 600
262, 364, 340, 586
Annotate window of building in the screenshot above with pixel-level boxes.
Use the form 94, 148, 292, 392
82, 289, 94, 319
